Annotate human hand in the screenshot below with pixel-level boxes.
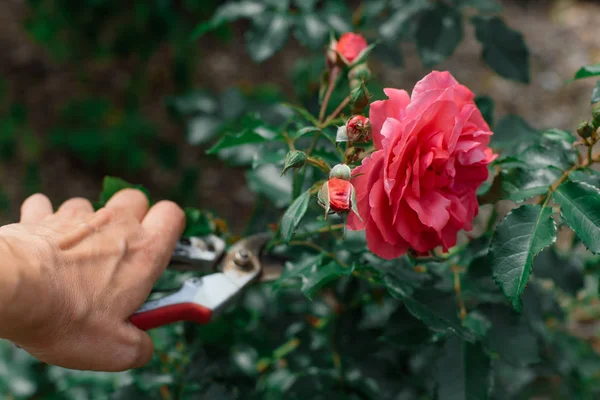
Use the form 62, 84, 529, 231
0, 189, 185, 371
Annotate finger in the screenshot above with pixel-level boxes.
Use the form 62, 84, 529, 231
141, 201, 185, 276
20, 193, 53, 223
56, 198, 94, 219
105, 189, 150, 221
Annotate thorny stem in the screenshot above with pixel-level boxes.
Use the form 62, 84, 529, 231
288, 240, 348, 267
306, 156, 331, 173
319, 67, 341, 123
452, 265, 467, 320
322, 96, 351, 128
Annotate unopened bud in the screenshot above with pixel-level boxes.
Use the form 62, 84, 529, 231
577, 121, 595, 139
329, 163, 352, 181
281, 150, 307, 176
346, 115, 371, 143
350, 81, 371, 114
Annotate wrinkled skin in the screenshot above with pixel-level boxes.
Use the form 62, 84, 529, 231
0, 189, 185, 371
348, 71, 496, 259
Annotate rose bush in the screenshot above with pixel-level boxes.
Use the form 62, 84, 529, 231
348, 71, 496, 259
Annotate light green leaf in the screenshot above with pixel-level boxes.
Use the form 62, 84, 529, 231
491, 204, 557, 312
435, 338, 491, 400
573, 63, 600, 80
279, 189, 311, 243
281, 150, 307, 175
246, 13, 291, 63
569, 168, 600, 188
472, 16, 530, 83
553, 181, 600, 254
415, 5, 463, 67
246, 165, 292, 207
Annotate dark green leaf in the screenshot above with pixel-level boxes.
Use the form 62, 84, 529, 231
246, 13, 291, 63
542, 128, 576, 147
435, 338, 491, 400
592, 80, 600, 103
280, 189, 311, 243
553, 181, 600, 254
98, 176, 151, 206
291, 126, 321, 140
379, 4, 427, 42
480, 304, 540, 366
415, 5, 463, 67
183, 208, 214, 237
207, 126, 278, 154
475, 95, 494, 127
569, 168, 600, 188
301, 261, 353, 299
500, 166, 562, 202
573, 63, 600, 80
472, 16, 530, 83
293, 0, 317, 12
187, 116, 222, 145
534, 247, 583, 295
492, 115, 537, 151
491, 204, 557, 312
293, 14, 328, 50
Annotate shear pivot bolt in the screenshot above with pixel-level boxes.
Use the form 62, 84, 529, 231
234, 250, 252, 269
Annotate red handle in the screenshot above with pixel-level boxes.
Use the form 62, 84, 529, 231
130, 303, 212, 331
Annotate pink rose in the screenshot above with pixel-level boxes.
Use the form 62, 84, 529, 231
347, 71, 496, 260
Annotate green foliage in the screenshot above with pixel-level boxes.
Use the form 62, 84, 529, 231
573, 63, 600, 80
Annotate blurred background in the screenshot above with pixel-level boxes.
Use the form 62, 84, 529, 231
0, 0, 598, 233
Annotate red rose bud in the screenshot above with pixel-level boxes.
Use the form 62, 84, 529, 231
347, 115, 372, 143
317, 164, 361, 221
328, 32, 368, 68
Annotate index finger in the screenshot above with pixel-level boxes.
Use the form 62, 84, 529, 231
141, 201, 186, 277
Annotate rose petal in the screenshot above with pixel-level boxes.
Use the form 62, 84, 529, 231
369, 88, 410, 149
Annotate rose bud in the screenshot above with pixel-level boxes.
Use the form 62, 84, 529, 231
317, 164, 361, 221
577, 121, 595, 140
327, 32, 369, 68
336, 116, 372, 144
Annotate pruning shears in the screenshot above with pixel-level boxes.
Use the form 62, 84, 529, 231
131, 233, 284, 331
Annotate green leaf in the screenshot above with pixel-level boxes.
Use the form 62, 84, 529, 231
293, 0, 317, 12
273, 257, 353, 299
207, 126, 278, 154
592, 80, 600, 104
415, 5, 463, 67
472, 16, 530, 83
534, 247, 583, 295
293, 14, 328, 50
301, 261, 354, 299
500, 167, 562, 202
246, 13, 291, 63
98, 176, 151, 207
191, 1, 266, 39
435, 338, 491, 400
291, 126, 321, 140
553, 181, 600, 254
573, 63, 600, 80
492, 115, 537, 151
279, 190, 311, 243
475, 95, 494, 127
183, 208, 214, 238
187, 116, 222, 145
491, 204, 557, 312
379, 3, 427, 43
569, 168, 600, 187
